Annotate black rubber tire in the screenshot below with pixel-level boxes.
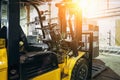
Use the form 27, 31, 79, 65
71, 58, 89, 80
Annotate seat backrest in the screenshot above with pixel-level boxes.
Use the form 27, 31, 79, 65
0, 26, 7, 39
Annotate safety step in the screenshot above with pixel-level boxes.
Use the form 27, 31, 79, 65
92, 63, 106, 78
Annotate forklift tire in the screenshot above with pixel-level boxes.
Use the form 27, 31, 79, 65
71, 58, 89, 80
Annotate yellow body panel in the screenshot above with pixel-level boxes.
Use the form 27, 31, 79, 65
0, 48, 8, 80
66, 52, 85, 80
32, 68, 61, 80
31, 52, 85, 80
62, 76, 69, 80
0, 39, 5, 48
59, 51, 85, 80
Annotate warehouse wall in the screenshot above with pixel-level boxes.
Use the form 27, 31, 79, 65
86, 0, 120, 47
97, 18, 116, 46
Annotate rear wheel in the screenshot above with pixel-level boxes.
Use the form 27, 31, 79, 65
71, 58, 89, 80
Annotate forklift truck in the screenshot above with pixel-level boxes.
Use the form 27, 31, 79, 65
0, 0, 93, 80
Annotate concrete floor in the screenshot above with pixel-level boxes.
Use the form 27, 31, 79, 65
97, 52, 120, 76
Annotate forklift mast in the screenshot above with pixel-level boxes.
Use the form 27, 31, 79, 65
56, 2, 83, 56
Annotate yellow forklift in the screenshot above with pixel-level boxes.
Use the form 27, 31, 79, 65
0, 0, 93, 80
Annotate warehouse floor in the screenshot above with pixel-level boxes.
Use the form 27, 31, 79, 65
93, 66, 120, 80
98, 53, 120, 76
93, 53, 120, 80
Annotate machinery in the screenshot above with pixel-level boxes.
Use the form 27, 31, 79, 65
0, 0, 93, 80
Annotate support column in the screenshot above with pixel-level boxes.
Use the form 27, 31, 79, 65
8, 0, 20, 79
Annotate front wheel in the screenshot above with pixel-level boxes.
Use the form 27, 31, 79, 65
71, 58, 89, 80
